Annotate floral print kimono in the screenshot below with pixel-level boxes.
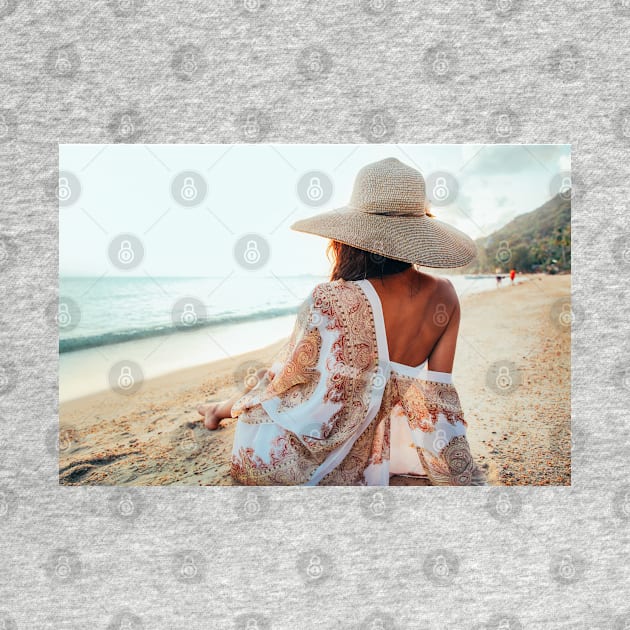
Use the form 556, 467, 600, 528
229, 278, 486, 486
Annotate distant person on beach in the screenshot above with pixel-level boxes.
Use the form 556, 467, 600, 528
510, 268, 516, 284
196, 158, 486, 486
496, 273, 502, 288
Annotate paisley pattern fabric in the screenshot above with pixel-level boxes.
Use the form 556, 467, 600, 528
229, 279, 486, 486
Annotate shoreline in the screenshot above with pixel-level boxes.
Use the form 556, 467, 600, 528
59, 273, 571, 486
59, 273, 535, 404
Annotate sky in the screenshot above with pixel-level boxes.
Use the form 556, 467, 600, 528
59, 144, 570, 277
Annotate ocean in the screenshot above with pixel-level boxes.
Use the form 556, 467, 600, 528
58, 273, 516, 401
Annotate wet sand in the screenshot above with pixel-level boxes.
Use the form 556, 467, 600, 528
59, 274, 571, 486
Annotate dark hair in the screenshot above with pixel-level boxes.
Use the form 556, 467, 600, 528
326, 240, 411, 281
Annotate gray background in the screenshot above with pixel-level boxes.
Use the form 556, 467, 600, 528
1, 0, 628, 628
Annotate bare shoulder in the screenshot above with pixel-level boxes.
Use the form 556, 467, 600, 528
419, 272, 459, 308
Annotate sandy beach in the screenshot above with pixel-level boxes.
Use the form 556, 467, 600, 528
59, 274, 571, 486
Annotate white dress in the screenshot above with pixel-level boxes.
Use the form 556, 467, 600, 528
229, 278, 486, 486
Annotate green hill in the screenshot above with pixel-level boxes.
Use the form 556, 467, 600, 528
463, 192, 571, 274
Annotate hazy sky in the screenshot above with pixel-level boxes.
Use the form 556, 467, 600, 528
59, 144, 570, 277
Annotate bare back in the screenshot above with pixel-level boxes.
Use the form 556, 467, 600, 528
366, 268, 460, 373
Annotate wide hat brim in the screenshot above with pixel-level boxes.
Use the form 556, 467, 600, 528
290, 207, 478, 269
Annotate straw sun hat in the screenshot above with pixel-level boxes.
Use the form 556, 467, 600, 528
290, 157, 477, 268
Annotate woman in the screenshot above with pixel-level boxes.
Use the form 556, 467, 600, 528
198, 157, 486, 486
